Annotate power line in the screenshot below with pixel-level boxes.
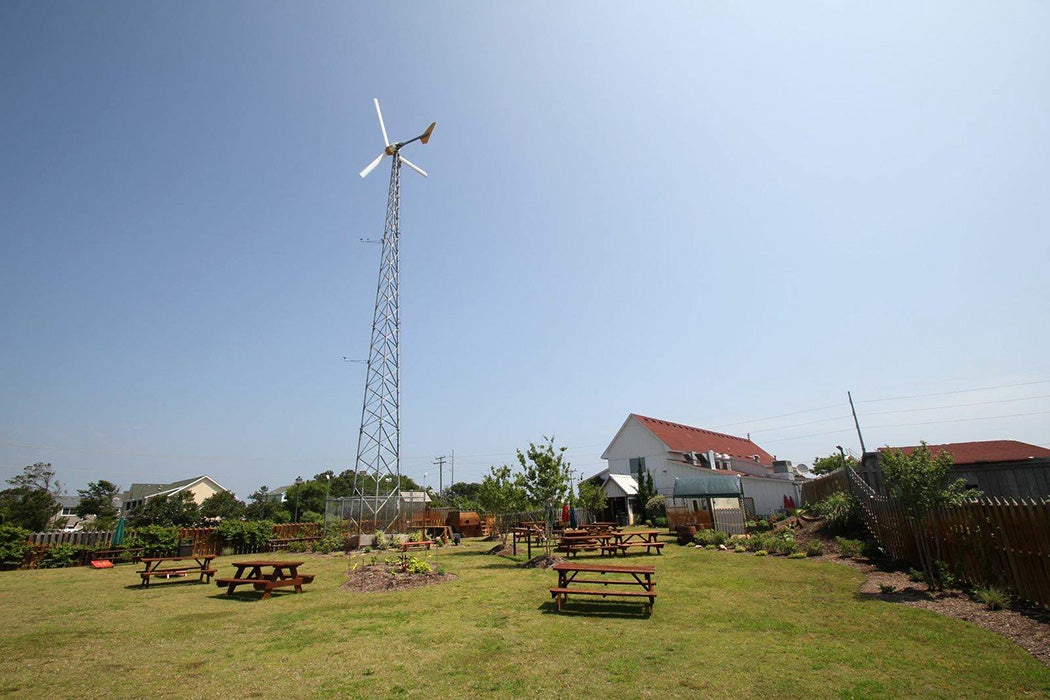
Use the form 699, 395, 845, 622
712, 403, 848, 429
858, 379, 1050, 404
862, 393, 1050, 417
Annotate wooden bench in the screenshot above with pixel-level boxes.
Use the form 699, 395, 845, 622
550, 561, 656, 615
549, 587, 657, 609
140, 567, 217, 585
601, 541, 665, 556
399, 540, 433, 552
137, 555, 218, 587
89, 547, 143, 565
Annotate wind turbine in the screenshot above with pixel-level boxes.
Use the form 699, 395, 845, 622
350, 98, 436, 536
358, 98, 435, 178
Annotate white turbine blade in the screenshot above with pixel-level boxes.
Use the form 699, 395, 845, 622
359, 152, 386, 178
374, 98, 389, 147
400, 155, 428, 178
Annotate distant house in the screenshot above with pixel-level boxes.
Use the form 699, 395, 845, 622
860, 440, 1050, 500
122, 475, 229, 512
54, 495, 83, 530
597, 414, 797, 522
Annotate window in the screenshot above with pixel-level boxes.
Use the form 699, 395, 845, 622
629, 457, 646, 475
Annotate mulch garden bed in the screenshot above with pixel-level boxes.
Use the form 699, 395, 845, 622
342, 564, 456, 593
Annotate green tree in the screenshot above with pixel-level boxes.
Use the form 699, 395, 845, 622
881, 441, 976, 588
636, 465, 656, 518
128, 492, 201, 528
442, 481, 480, 509
75, 480, 121, 529
576, 480, 607, 522
244, 487, 290, 523
812, 451, 858, 475
476, 465, 528, 541
199, 490, 246, 521
1, 463, 62, 530
517, 436, 572, 508
0, 488, 59, 531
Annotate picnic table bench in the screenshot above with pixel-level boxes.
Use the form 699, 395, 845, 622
550, 561, 656, 615
399, 539, 434, 553
600, 530, 665, 556
557, 533, 604, 557
138, 555, 217, 587
215, 560, 314, 600
88, 547, 143, 565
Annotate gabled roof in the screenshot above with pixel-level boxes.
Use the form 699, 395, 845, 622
123, 475, 227, 503
609, 414, 775, 465
603, 474, 639, 498
879, 440, 1050, 466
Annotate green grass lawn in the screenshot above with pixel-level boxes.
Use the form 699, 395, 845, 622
0, 536, 1047, 699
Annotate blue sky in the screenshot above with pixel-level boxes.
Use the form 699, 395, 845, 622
2, 2, 1048, 499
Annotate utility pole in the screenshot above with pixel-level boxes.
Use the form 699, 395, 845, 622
848, 391, 867, 454
433, 455, 447, 495
450, 449, 454, 489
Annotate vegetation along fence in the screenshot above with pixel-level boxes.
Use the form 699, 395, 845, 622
842, 468, 1050, 607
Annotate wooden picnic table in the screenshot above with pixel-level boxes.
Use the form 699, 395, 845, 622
602, 529, 665, 557
137, 555, 217, 588
214, 560, 315, 600
549, 561, 656, 615
512, 526, 546, 557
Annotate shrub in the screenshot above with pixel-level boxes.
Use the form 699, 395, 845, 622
835, 537, 865, 559
813, 492, 861, 533
908, 568, 926, 583
125, 525, 180, 557
314, 535, 344, 554
41, 544, 90, 568
733, 545, 747, 553
974, 585, 1010, 611
936, 561, 960, 590
787, 551, 807, 559
755, 550, 768, 556
806, 540, 825, 557
0, 525, 31, 569
217, 520, 274, 553
645, 494, 666, 519
402, 556, 432, 574
879, 584, 897, 594
372, 530, 388, 550
652, 516, 668, 528
693, 529, 728, 547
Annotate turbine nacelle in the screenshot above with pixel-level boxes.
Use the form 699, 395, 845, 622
359, 98, 435, 179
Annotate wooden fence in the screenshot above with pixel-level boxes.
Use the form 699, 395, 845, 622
845, 468, 1050, 607
27, 530, 115, 547
798, 469, 850, 506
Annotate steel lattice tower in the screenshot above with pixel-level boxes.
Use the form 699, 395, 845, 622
350, 100, 434, 534
350, 157, 402, 533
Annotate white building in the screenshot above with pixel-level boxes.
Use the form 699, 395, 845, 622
598, 413, 799, 521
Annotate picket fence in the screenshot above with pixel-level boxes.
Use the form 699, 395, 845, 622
802, 467, 1050, 607
21, 522, 325, 565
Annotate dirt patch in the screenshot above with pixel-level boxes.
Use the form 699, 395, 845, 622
485, 543, 510, 556
342, 564, 455, 593
520, 554, 564, 569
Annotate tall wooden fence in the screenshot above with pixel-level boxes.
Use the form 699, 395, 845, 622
798, 469, 850, 506
845, 468, 1050, 607
27, 530, 115, 547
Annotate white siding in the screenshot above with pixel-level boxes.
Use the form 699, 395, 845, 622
740, 476, 801, 517
605, 416, 738, 499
